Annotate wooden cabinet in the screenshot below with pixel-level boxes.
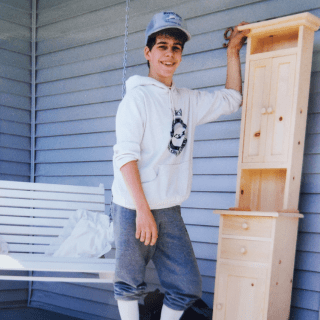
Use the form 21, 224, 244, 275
213, 13, 320, 320
213, 212, 302, 320
243, 55, 296, 164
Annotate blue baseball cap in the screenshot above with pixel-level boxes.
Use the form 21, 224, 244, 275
145, 11, 191, 45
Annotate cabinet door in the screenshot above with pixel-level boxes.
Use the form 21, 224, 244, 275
213, 264, 268, 320
243, 59, 272, 163
264, 55, 296, 162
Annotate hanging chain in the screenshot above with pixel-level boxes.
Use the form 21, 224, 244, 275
122, 0, 130, 98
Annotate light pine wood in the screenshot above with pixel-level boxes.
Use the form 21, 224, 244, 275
0, 181, 115, 282
213, 12, 320, 320
222, 215, 273, 238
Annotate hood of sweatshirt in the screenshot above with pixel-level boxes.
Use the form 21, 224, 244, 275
126, 75, 175, 93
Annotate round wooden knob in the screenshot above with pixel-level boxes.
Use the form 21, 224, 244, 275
261, 108, 266, 114
217, 303, 223, 310
267, 107, 273, 114
242, 222, 248, 229
240, 247, 247, 254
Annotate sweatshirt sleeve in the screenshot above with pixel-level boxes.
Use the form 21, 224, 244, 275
194, 88, 242, 126
113, 91, 146, 169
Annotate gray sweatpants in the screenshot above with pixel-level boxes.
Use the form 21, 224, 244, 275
111, 202, 202, 311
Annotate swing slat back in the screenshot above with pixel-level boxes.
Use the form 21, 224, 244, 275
0, 180, 115, 282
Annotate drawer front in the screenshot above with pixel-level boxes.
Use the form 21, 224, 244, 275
220, 238, 272, 263
222, 215, 273, 238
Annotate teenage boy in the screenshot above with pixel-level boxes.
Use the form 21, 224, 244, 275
111, 11, 248, 320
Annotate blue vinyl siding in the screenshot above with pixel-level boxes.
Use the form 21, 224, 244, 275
0, 0, 319, 319
0, 0, 31, 310
0, 0, 31, 183
32, 0, 320, 319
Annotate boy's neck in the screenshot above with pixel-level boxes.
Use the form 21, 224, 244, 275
148, 73, 172, 87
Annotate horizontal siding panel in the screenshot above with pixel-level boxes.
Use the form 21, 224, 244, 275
37, 36, 125, 69
297, 233, 320, 253
0, 120, 30, 136
0, 134, 30, 149
37, 0, 123, 27
310, 71, 320, 94
31, 290, 119, 319
36, 117, 115, 137
1, 105, 30, 123
299, 194, 320, 213
194, 139, 239, 157
35, 162, 113, 177
0, 174, 30, 182
187, 225, 219, 243
36, 132, 116, 150
37, 0, 72, 11
0, 77, 30, 97
32, 282, 115, 305
304, 134, 320, 154
0, 0, 31, 11
36, 147, 113, 163
0, 93, 30, 109
0, 38, 30, 55
37, 3, 125, 41
37, 69, 122, 97
0, 20, 30, 43
182, 208, 220, 227
301, 174, 320, 193
184, 191, 236, 210
192, 175, 237, 192
193, 157, 238, 174
0, 289, 28, 302
195, 120, 241, 141
290, 308, 318, 320
299, 213, 320, 233
295, 251, 320, 272
302, 155, 320, 174
198, 259, 216, 278
0, 161, 30, 176
309, 92, 320, 113
293, 270, 320, 292
36, 87, 121, 110
36, 102, 118, 123
35, 176, 113, 189
291, 288, 320, 311
306, 113, 320, 134
0, 148, 30, 162
0, 3, 31, 27
0, 63, 30, 82
192, 242, 217, 260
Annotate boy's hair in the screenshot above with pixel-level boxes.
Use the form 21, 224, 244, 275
146, 28, 188, 68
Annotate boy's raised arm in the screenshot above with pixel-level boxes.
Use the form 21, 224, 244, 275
225, 22, 249, 94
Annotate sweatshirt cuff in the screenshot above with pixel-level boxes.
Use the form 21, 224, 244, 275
113, 141, 141, 169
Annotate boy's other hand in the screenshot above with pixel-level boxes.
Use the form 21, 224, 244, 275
136, 209, 158, 246
227, 22, 249, 53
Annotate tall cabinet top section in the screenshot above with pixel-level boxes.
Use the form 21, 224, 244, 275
239, 13, 320, 55
234, 13, 320, 212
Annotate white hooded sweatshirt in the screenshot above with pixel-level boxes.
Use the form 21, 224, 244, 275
112, 75, 242, 210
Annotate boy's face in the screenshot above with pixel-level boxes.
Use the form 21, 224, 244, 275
144, 34, 183, 86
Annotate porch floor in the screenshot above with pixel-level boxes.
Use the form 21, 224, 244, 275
0, 307, 81, 320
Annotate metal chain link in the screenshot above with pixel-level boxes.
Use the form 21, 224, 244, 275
122, 0, 130, 98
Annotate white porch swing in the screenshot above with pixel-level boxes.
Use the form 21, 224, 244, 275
0, 0, 131, 287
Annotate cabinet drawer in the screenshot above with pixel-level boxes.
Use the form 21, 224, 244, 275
222, 215, 273, 238
220, 238, 272, 263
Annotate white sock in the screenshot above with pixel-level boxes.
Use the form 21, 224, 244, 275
160, 304, 184, 320
117, 300, 139, 320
